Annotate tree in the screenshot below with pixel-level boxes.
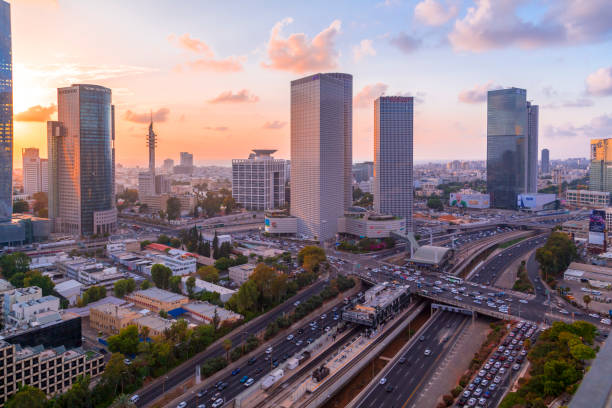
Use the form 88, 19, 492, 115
214, 257, 231, 271
118, 189, 139, 203
138, 203, 149, 214
102, 353, 132, 397
297, 246, 326, 267
32, 192, 48, 216
0, 252, 31, 280
583, 295, 592, 311
12, 199, 29, 213
197, 265, 220, 283
570, 343, 596, 361
140, 279, 152, 290
110, 394, 137, 408
80, 285, 106, 306
186, 276, 196, 296
114, 279, 135, 298
212, 232, 219, 259
166, 197, 182, 220
427, 197, 444, 211
222, 338, 232, 361
5, 385, 47, 408
108, 325, 140, 355
23, 270, 55, 295
169, 275, 182, 294
151, 264, 172, 289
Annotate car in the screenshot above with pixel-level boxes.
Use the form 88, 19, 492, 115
321, 314, 327, 319
513, 363, 521, 370
474, 387, 483, 397
197, 390, 207, 398
419, 335, 425, 342
255, 367, 263, 374
197, 405, 206, 408
212, 399, 224, 408
287, 334, 294, 341
385, 384, 394, 393
473, 377, 481, 384
296, 340, 303, 347
479, 370, 486, 377
325, 326, 331, 332
231, 368, 241, 376
494, 361, 501, 368
124, 358, 132, 365
294, 301, 301, 307
468, 398, 477, 406
493, 376, 501, 384
468, 383, 476, 391
458, 396, 468, 405
499, 367, 506, 374
519, 299, 528, 304
481, 379, 489, 386
266, 347, 273, 354
589, 313, 600, 318
245, 378, 254, 387
297, 328, 304, 335
424, 349, 432, 356
177, 403, 187, 408
248, 357, 257, 365
463, 390, 471, 398
380, 378, 387, 385
273, 360, 279, 367
240, 375, 249, 383
399, 357, 407, 364
129, 395, 140, 403
488, 384, 496, 391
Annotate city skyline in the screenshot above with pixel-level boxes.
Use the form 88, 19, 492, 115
8, 0, 612, 167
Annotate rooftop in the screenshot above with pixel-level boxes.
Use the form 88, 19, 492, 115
131, 287, 188, 303
409, 245, 453, 265
183, 301, 242, 321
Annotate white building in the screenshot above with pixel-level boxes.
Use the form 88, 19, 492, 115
148, 249, 197, 276
290, 73, 352, 242
265, 210, 298, 235
338, 211, 406, 239
53, 280, 84, 305
232, 149, 287, 211
183, 301, 242, 325
180, 277, 236, 302
2, 286, 43, 318
22, 148, 48, 195
565, 190, 610, 208
9, 295, 60, 325
228, 263, 256, 286
56, 258, 127, 291
138, 171, 155, 199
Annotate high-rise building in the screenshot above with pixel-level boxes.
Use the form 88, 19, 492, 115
527, 102, 538, 193
232, 149, 286, 211
0, 0, 12, 222
486, 88, 538, 209
541, 148, 550, 174
589, 138, 612, 194
373, 96, 413, 232
290, 73, 351, 241
163, 158, 174, 173
180, 152, 193, 167
48, 84, 116, 236
22, 148, 46, 195
155, 174, 171, 194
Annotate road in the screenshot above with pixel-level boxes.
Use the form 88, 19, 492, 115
356, 312, 469, 408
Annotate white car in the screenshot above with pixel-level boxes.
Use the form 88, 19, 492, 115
601, 318, 611, 325
265, 347, 273, 354
519, 299, 528, 304
424, 349, 432, 356
287, 334, 294, 341
212, 398, 224, 408
244, 378, 254, 387
380, 377, 387, 385
177, 403, 187, 408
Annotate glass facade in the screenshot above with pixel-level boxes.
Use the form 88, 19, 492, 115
0, 1, 12, 222
373, 96, 413, 232
487, 88, 528, 209
541, 148, 550, 174
589, 138, 612, 194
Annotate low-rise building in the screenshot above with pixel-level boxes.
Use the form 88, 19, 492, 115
140, 194, 196, 215
56, 258, 128, 291
144, 244, 197, 276
133, 314, 173, 337
183, 302, 242, 325
565, 189, 610, 208
562, 219, 589, 240
265, 210, 298, 235
0, 340, 105, 405
228, 264, 256, 286
180, 277, 236, 302
8, 296, 60, 326
338, 210, 406, 238
563, 262, 612, 288
89, 303, 142, 335
2, 286, 43, 320
125, 288, 189, 313
52, 280, 83, 306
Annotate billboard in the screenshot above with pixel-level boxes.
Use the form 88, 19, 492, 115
449, 193, 489, 209
589, 209, 606, 246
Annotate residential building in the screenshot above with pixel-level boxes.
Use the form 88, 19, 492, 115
338, 210, 406, 239
0, 339, 105, 405
138, 171, 155, 198
174, 152, 194, 174
89, 303, 141, 335
589, 138, 612, 194
487, 88, 538, 209
232, 149, 287, 211
0, 0, 12, 223
353, 162, 374, 183
140, 193, 196, 215
180, 277, 236, 302
565, 189, 610, 208
125, 287, 188, 312
47, 84, 116, 235
155, 174, 171, 194
183, 301, 242, 325
290, 73, 351, 241
22, 148, 48, 195
144, 244, 197, 275
162, 158, 174, 173
541, 148, 550, 174
373, 96, 414, 232
7, 295, 60, 326
228, 263, 256, 286
133, 314, 173, 337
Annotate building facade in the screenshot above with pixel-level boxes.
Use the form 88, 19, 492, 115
22, 148, 48, 195
527, 102, 539, 193
48, 84, 116, 236
565, 189, 610, 208
232, 149, 286, 211
228, 264, 256, 286
373, 96, 414, 232
338, 212, 406, 239
541, 148, 550, 174
162, 158, 174, 173
0, 0, 12, 222
125, 288, 188, 313
290, 73, 350, 241
89, 303, 140, 335
589, 138, 612, 194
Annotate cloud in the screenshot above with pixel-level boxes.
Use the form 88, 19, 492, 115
414, 0, 459, 26
354, 83, 389, 108
204, 126, 229, 131
353, 39, 376, 62
389, 32, 421, 54
458, 81, 502, 103
169, 33, 244, 73
208, 89, 259, 104
14, 104, 56, 122
542, 86, 558, 98
262, 18, 342, 73
586, 66, 612, 96
19, 63, 157, 86
544, 98, 594, 109
448, 0, 612, 52
123, 107, 170, 123
262, 121, 287, 130
544, 113, 612, 138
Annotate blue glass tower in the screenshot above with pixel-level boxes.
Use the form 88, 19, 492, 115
0, 0, 12, 222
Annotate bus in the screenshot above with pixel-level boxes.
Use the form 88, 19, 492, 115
444, 275, 464, 285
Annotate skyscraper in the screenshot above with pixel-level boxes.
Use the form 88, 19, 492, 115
0, 0, 12, 222
163, 158, 174, 173
541, 148, 550, 174
48, 84, 116, 236
589, 138, 612, 194
232, 149, 287, 211
373, 96, 413, 232
180, 152, 193, 167
22, 148, 47, 195
487, 88, 538, 209
290, 73, 351, 242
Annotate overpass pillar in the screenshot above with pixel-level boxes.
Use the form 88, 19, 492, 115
472, 310, 476, 325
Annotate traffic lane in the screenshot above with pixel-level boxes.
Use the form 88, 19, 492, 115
136, 280, 329, 406
358, 312, 467, 408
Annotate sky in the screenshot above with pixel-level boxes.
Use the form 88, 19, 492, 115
8, 0, 612, 168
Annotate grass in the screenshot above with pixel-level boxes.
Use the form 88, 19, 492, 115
498, 236, 527, 249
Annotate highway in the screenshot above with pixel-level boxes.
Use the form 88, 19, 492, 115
356, 311, 469, 408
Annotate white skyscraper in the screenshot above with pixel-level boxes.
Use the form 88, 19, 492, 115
290, 73, 352, 242
232, 149, 287, 211
373, 96, 414, 232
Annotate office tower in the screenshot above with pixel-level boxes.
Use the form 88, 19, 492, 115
589, 138, 612, 194
526, 101, 538, 193
541, 148, 550, 174
373, 96, 414, 232
180, 152, 193, 167
353, 162, 374, 183
48, 84, 116, 236
487, 87, 539, 209
163, 158, 174, 173
22, 148, 48, 195
0, 0, 12, 222
290, 73, 350, 241
232, 149, 287, 211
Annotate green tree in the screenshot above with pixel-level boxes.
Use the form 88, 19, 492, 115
108, 325, 140, 355
5, 385, 47, 408
570, 343, 596, 361
169, 275, 182, 294
110, 394, 137, 408
583, 294, 592, 311
197, 265, 220, 283
427, 197, 444, 211
140, 279, 152, 290
0, 252, 31, 280
186, 276, 196, 296
23, 270, 55, 295
170, 237, 182, 248
114, 279, 135, 298
118, 189, 139, 203
12, 199, 29, 213
166, 197, 182, 220
80, 285, 106, 306
32, 191, 48, 216
151, 264, 172, 289
214, 257, 231, 271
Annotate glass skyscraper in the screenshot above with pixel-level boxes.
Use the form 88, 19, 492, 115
487, 88, 534, 209
48, 84, 116, 236
0, 0, 12, 222
589, 138, 612, 194
373, 96, 413, 232
541, 148, 550, 174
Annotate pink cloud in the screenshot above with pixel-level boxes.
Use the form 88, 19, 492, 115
586, 66, 612, 96
353, 39, 376, 62
14, 104, 56, 122
204, 126, 229, 131
169, 33, 245, 73
414, 0, 459, 26
262, 18, 342, 74
170, 34, 214, 56
262, 121, 287, 129
208, 90, 259, 104
186, 58, 244, 73
458, 81, 502, 103
123, 107, 170, 123
354, 83, 388, 109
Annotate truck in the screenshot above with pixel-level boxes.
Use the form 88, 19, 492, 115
287, 358, 299, 370
261, 369, 284, 390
